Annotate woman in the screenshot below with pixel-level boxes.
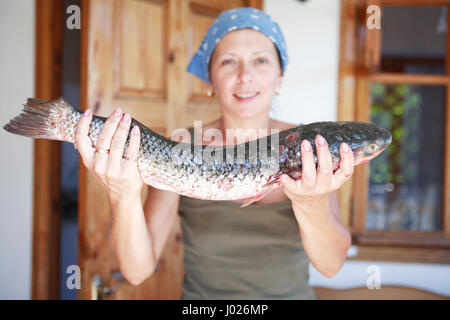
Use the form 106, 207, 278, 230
74, 7, 353, 299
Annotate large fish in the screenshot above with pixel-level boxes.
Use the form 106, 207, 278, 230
3, 97, 391, 206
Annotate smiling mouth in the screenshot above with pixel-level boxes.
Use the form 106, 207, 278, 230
234, 92, 259, 101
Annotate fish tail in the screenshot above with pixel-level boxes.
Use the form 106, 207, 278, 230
3, 97, 80, 143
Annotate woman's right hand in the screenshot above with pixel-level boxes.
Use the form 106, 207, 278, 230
74, 108, 144, 205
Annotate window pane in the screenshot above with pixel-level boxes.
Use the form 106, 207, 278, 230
380, 6, 447, 74
366, 83, 446, 231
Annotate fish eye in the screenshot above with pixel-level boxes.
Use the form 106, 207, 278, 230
368, 143, 378, 152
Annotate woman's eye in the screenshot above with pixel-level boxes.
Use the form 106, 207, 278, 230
256, 58, 268, 64
222, 59, 234, 66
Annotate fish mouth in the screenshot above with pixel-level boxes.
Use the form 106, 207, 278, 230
379, 127, 392, 149
355, 148, 383, 165
385, 133, 392, 146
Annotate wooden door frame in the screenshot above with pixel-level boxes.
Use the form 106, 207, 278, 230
32, 0, 64, 299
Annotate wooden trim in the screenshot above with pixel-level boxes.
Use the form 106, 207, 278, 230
189, 2, 223, 16
379, 0, 450, 5
447, 4, 450, 76
167, 0, 186, 135
246, 0, 263, 9
369, 73, 449, 85
79, 0, 89, 115
349, 245, 450, 264
313, 285, 450, 300
32, 0, 63, 300
444, 5, 450, 237
77, 0, 89, 300
352, 75, 370, 232
353, 231, 450, 248
364, 0, 381, 72
350, 0, 372, 232
337, 0, 359, 228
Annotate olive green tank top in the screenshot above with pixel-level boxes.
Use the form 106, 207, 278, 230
178, 195, 316, 300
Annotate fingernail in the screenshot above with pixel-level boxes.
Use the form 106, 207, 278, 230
342, 143, 350, 153
84, 109, 90, 116
132, 125, 139, 136
114, 108, 122, 117
317, 135, 326, 146
302, 140, 311, 152
122, 113, 130, 122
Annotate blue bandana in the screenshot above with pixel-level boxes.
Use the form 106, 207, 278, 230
186, 7, 289, 84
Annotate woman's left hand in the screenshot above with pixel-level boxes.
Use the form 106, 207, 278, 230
280, 134, 355, 213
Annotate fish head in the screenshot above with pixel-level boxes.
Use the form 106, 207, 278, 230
346, 122, 392, 165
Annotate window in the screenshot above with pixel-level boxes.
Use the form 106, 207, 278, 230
338, 0, 450, 263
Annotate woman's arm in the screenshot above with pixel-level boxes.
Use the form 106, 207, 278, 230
108, 188, 180, 285
142, 187, 181, 273
108, 195, 155, 285
291, 191, 351, 278
280, 135, 354, 278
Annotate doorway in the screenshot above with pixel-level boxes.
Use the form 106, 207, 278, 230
59, 0, 81, 300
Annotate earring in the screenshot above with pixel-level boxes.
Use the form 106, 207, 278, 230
275, 88, 281, 95
206, 87, 215, 97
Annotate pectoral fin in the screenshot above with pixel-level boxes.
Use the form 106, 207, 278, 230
240, 179, 282, 207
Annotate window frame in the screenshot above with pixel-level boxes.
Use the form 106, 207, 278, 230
338, 0, 450, 264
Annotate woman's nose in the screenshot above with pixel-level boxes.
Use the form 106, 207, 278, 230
237, 63, 254, 83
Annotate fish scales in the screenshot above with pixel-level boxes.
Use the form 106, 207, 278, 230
3, 97, 392, 206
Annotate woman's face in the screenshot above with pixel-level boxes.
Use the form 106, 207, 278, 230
209, 29, 283, 119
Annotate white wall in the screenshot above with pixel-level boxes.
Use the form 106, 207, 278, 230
0, 0, 35, 299
266, 0, 340, 123
265, 0, 450, 297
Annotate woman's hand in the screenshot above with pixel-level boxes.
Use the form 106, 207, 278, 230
74, 108, 143, 205
280, 134, 354, 213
